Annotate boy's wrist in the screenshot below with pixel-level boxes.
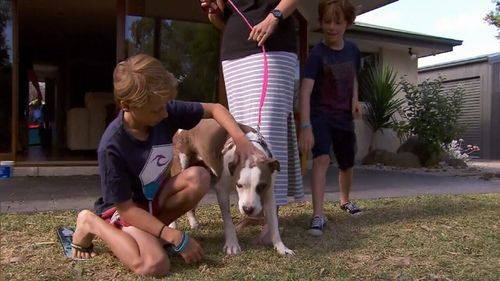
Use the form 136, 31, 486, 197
172, 232, 190, 253
161, 227, 183, 246
299, 123, 312, 129
232, 133, 248, 144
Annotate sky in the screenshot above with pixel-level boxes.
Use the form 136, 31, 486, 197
356, 0, 500, 67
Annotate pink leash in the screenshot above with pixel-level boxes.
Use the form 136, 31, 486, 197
226, 0, 268, 136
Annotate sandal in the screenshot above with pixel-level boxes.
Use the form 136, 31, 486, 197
70, 242, 94, 253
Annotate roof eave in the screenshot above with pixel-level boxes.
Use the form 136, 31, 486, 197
419, 52, 500, 71
312, 23, 462, 58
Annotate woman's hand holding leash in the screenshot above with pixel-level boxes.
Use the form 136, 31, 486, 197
249, 13, 279, 46
199, 0, 220, 14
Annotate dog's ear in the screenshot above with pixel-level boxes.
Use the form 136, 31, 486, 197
267, 158, 280, 172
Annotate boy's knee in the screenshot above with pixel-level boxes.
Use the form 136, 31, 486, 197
132, 256, 170, 277
339, 166, 353, 173
313, 155, 330, 167
185, 166, 210, 192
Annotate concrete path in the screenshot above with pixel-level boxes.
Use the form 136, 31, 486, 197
1, 165, 499, 213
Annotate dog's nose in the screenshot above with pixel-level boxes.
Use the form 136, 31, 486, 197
242, 206, 254, 215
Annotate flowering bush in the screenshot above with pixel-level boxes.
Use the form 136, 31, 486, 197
443, 139, 480, 161
396, 76, 465, 155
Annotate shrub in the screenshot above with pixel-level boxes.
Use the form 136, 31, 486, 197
396, 76, 465, 154
360, 64, 405, 133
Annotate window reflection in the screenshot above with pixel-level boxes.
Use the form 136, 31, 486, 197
159, 20, 219, 102
125, 16, 155, 57
125, 14, 220, 103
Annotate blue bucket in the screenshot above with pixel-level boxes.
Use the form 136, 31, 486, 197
0, 161, 14, 178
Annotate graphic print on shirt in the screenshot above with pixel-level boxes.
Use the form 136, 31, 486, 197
319, 59, 355, 112
139, 144, 172, 201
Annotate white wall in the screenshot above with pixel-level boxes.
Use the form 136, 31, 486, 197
381, 48, 418, 83
351, 46, 414, 161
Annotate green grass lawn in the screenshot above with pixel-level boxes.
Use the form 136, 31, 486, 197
1, 194, 499, 281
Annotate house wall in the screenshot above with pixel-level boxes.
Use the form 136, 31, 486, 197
352, 45, 416, 161
418, 56, 500, 159
381, 47, 418, 84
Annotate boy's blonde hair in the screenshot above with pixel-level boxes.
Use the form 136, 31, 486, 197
113, 54, 178, 108
318, 0, 356, 26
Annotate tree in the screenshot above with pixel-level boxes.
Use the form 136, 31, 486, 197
484, 0, 500, 39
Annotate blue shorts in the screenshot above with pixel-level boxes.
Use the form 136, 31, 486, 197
311, 117, 356, 171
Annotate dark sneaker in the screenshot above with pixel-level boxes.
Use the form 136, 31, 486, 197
340, 201, 362, 215
307, 215, 327, 236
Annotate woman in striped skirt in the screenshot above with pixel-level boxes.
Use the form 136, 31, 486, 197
203, 0, 304, 221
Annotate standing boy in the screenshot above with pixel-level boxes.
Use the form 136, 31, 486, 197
298, 0, 362, 237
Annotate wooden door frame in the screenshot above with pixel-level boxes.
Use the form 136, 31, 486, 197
0, 0, 18, 161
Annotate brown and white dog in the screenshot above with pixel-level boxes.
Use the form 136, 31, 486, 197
171, 119, 294, 256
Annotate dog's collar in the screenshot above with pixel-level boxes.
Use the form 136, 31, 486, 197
222, 136, 273, 158
251, 139, 273, 158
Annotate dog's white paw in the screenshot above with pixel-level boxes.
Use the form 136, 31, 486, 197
187, 212, 200, 230
189, 221, 200, 230
223, 243, 241, 255
168, 221, 177, 229
275, 243, 295, 256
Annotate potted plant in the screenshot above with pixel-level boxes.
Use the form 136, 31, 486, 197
359, 64, 404, 152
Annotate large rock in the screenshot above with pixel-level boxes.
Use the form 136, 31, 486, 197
446, 158, 468, 169
386, 152, 421, 168
362, 149, 421, 168
361, 149, 389, 165
397, 136, 443, 167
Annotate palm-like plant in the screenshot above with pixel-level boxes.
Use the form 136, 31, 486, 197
359, 64, 404, 151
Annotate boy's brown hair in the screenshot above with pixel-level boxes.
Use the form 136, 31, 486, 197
113, 54, 178, 108
318, 0, 357, 26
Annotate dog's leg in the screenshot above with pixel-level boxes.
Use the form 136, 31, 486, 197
176, 152, 200, 229
186, 209, 200, 229
216, 176, 241, 255
263, 187, 294, 256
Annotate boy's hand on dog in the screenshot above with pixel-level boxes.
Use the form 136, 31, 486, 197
179, 237, 204, 264
233, 137, 267, 166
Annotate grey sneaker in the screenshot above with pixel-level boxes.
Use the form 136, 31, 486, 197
307, 215, 326, 236
340, 201, 362, 215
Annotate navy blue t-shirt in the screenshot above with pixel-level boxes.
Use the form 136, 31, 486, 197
94, 100, 204, 215
304, 41, 361, 131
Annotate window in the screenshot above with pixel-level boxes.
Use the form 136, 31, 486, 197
125, 15, 220, 102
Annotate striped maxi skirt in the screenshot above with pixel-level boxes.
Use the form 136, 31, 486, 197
222, 51, 304, 206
